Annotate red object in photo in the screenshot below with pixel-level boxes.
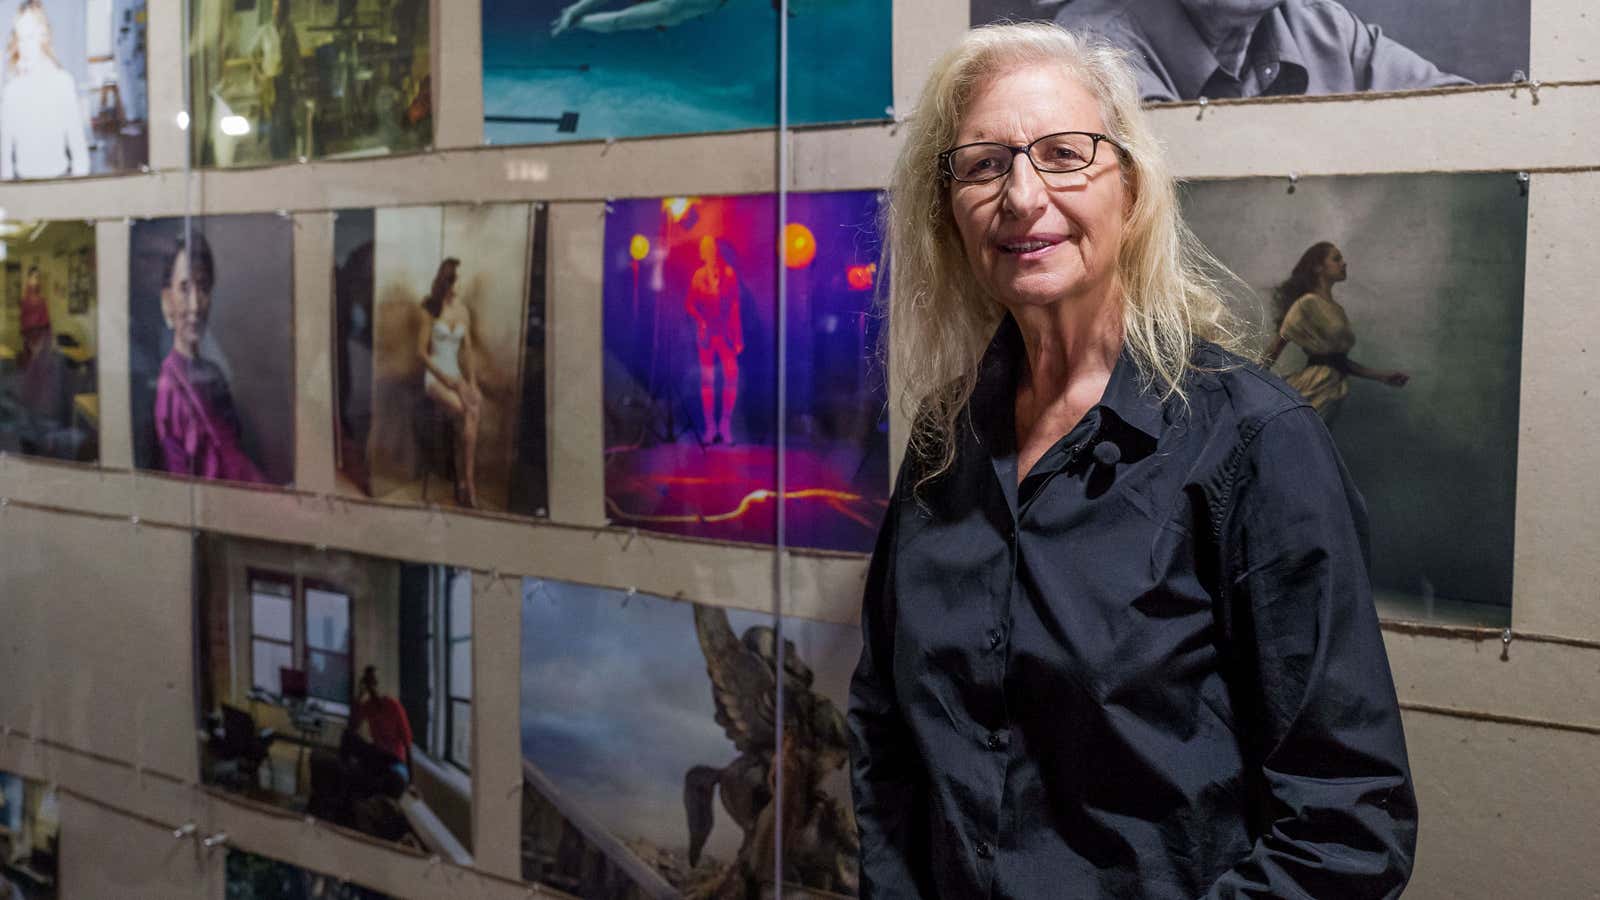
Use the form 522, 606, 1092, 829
846, 263, 876, 291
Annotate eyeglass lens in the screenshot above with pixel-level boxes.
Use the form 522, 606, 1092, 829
946, 133, 1100, 182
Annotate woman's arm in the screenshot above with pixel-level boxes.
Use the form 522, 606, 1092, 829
1262, 334, 1288, 367
1206, 406, 1417, 899
1343, 357, 1409, 387
63, 75, 90, 176
848, 480, 934, 898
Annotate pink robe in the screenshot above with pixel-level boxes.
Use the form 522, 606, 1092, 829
153, 349, 268, 483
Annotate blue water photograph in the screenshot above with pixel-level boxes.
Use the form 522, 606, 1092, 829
482, 0, 892, 144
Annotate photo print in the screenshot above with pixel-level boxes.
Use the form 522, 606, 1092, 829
187, 0, 430, 167
0, 771, 58, 900
519, 577, 862, 898
225, 848, 391, 900
333, 203, 548, 515
0, 220, 98, 462
970, 0, 1530, 102
195, 533, 474, 862
1181, 172, 1527, 625
129, 215, 294, 485
481, 0, 891, 144
603, 190, 890, 552
0, 0, 148, 179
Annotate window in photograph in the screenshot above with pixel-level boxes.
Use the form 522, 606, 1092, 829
248, 573, 294, 697
305, 582, 353, 715
446, 572, 471, 771
247, 570, 354, 713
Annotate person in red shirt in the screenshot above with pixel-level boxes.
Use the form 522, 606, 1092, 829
16, 266, 50, 368
349, 665, 413, 790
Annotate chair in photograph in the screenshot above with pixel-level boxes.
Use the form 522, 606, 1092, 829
208, 704, 277, 793
415, 393, 458, 505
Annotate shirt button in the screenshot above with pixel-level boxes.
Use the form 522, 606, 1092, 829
986, 629, 1004, 649
985, 731, 1006, 751
976, 840, 994, 860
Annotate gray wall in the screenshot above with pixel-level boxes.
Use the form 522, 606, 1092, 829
1180, 172, 1526, 609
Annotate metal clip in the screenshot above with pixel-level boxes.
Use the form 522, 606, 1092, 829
172, 822, 197, 840
1516, 171, 1530, 197
201, 832, 228, 849
1195, 96, 1209, 121
1286, 172, 1299, 195
1500, 627, 1513, 661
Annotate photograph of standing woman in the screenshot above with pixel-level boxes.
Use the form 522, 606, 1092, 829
0, 0, 150, 179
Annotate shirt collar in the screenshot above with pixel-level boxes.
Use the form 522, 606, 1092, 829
972, 314, 1166, 448
1133, 0, 1306, 99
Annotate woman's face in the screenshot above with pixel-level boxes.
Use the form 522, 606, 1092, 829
160, 250, 213, 356
948, 65, 1128, 315
15, 12, 46, 68
25, 270, 39, 289
1321, 245, 1348, 283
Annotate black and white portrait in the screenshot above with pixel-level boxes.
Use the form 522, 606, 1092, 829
971, 0, 1531, 101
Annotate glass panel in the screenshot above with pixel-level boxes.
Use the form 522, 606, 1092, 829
449, 699, 471, 769
250, 639, 292, 695
307, 649, 351, 711
449, 639, 471, 699
305, 587, 350, 651
448, 574, 471, 639
249, 590, 292, 641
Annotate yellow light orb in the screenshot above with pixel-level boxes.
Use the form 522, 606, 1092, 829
629, 234, 650, 261
784, 222, 816, 269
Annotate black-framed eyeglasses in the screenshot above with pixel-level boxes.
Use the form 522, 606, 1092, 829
938, 131, 1126, 184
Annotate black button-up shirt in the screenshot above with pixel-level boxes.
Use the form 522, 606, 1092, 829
849, 317, 1417, 898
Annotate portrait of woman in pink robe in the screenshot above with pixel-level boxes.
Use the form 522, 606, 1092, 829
151, 233, 267, 483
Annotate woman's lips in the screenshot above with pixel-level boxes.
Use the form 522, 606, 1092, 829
998, 233, 1068, 260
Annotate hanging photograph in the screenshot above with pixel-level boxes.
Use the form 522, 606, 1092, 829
1181, 172, 1526, 625
194, 533, 475, 861
481, 0, 891, 144
0, 220, 98, 463
0, 771, 57, 900
970, 0, 1530, 101
333, 203, 547, 515
0, 0, 148, 179
603, 190, 889, 552
225, 847, 391, 899
519, 577, 861, 898
187, 0, 430, 167
129, 215, 294, 485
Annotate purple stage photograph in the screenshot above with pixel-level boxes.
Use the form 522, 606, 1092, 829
602, 191, 890, 553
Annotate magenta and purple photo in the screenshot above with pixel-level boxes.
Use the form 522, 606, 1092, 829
128, 215, 295, 486
602, 190, 890, 553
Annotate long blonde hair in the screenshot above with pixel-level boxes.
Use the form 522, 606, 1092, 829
6, 1, 62, 77
885, 22, 1245, 485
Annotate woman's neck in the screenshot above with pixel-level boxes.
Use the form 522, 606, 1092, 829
1010, 292, 1124, 410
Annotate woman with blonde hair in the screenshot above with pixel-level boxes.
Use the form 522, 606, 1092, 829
848, 22, 1416, 897
0, 0, 91, 179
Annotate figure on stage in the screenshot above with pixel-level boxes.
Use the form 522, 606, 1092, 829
684, 235, 743, 445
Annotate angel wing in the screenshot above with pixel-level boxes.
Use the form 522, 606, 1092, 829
693, 603, 776, 755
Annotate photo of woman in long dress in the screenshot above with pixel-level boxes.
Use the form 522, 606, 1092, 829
1266, 241, 1409, 419
417, 258, 482, 508
0, 0, 90, 179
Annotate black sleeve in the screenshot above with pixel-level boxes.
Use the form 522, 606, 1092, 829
1206, 406, 1418, 899
848, 480, 933, 898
